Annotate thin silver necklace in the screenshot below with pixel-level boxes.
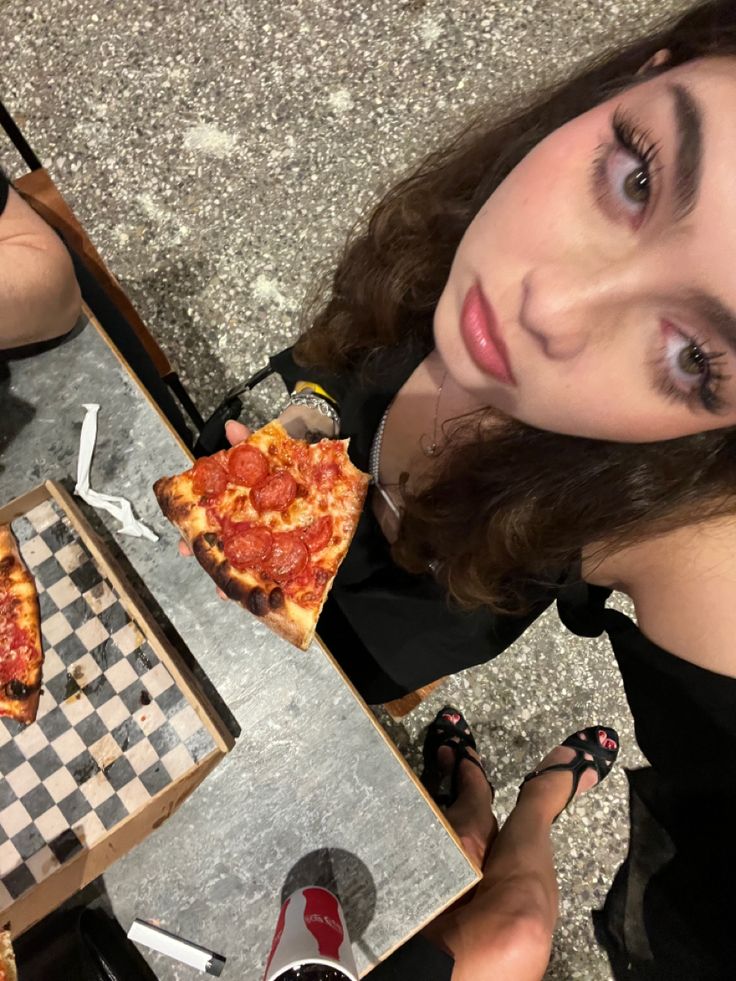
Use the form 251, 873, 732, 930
370, 368, 448, 488
369, 370, 449, 537
419, 369, 448, 458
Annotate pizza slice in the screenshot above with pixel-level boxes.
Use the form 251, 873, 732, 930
154, 422, 370, 649
0, 525, 44, 724
0, 931, 17, 981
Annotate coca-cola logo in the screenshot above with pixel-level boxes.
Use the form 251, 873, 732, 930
302, 888, 344, 958
304, 914, 342, 933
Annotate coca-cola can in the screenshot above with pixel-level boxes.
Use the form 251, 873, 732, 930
263, 886, 359, 981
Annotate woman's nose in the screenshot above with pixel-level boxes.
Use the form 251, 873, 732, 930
519, 261, 638, 360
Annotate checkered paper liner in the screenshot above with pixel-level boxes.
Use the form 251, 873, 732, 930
0, 498, 216, 909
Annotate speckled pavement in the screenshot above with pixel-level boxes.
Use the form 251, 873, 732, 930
1, 1, 693, 976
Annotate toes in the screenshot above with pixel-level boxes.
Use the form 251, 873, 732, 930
598, 729, 618, 751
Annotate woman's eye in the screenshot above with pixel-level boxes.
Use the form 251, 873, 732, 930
677, 342, 707, 377
622, 163, 650, 205
604, 147, 651, 217
591, 110, 659, 228
657, 321, 728, 414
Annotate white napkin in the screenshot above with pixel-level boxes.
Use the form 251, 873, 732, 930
74, 403, 159, 542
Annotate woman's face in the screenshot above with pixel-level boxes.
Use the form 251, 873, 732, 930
434, 57, 736, 442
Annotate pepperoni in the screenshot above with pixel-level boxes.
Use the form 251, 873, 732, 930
251, 471, 297, 513
223, 527, 273, 570
262, 533, 308, 581
191, 458, 229, 497
314, 462, 341, 488
300, 515, 333, 554
228, 444, 270, 487
282, 564, 332, 604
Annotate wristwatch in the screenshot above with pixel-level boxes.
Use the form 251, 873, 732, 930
287, 388, 340, 433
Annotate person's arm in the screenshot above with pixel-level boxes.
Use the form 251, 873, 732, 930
0, 183, 82, 349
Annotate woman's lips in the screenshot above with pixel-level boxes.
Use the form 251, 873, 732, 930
460, 283, 516, 385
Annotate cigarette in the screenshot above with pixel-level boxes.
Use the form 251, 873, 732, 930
127, 919, 226, 976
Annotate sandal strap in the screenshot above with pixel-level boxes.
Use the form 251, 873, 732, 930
421, 706, 492, 807
430, 715, 478, 753
437, 738, 495, 803
450, 742, 491, 780
562, 730, 617, 777
520, 751, 597, 820
518, 725, 620, 822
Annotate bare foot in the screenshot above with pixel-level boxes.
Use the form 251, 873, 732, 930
518, 729, 617, 823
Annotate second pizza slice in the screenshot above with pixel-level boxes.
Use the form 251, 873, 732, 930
154, 422, 370, 649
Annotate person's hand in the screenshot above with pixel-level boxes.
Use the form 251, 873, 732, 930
177, 420, 251, 601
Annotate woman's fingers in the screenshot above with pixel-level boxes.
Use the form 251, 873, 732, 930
225, 419, 252, 446
216, 588, 228, 601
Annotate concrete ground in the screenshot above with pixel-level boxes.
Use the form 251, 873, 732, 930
1, 1, 693, 976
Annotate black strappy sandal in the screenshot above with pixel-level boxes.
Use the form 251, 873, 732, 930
518, 725, 620, 823
420, 705, 494, 809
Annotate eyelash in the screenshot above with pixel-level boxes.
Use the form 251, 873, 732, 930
593, 111, 728, 414
611, 109, 660, 179
591, 109, 661, 225
653, 334, 728, 415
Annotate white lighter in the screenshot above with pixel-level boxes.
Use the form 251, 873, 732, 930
127, 919, 226, 976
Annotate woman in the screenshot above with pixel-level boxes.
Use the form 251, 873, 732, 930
196, 2, 736, 976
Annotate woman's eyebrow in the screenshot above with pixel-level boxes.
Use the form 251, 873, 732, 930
669, 83, 703, 221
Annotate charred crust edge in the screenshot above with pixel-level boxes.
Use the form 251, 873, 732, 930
268, 587, 284, 610
246, 587, 269, 616
153, 478, 192, 524
5, 679, 37, 700
192, 540, 251, 605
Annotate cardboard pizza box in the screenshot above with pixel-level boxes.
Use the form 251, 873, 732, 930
0, 481, 233, 936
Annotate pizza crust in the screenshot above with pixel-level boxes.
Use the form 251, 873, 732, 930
0, 525, 43, 724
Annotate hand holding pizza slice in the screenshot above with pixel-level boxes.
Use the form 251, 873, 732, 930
154, 421, 370, 649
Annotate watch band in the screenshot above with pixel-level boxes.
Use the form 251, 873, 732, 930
287, 390, 340, 431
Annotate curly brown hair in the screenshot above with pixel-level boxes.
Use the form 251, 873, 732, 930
295, 0, 736, 614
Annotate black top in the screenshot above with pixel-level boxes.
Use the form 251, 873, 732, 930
270, 343, 736, 980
